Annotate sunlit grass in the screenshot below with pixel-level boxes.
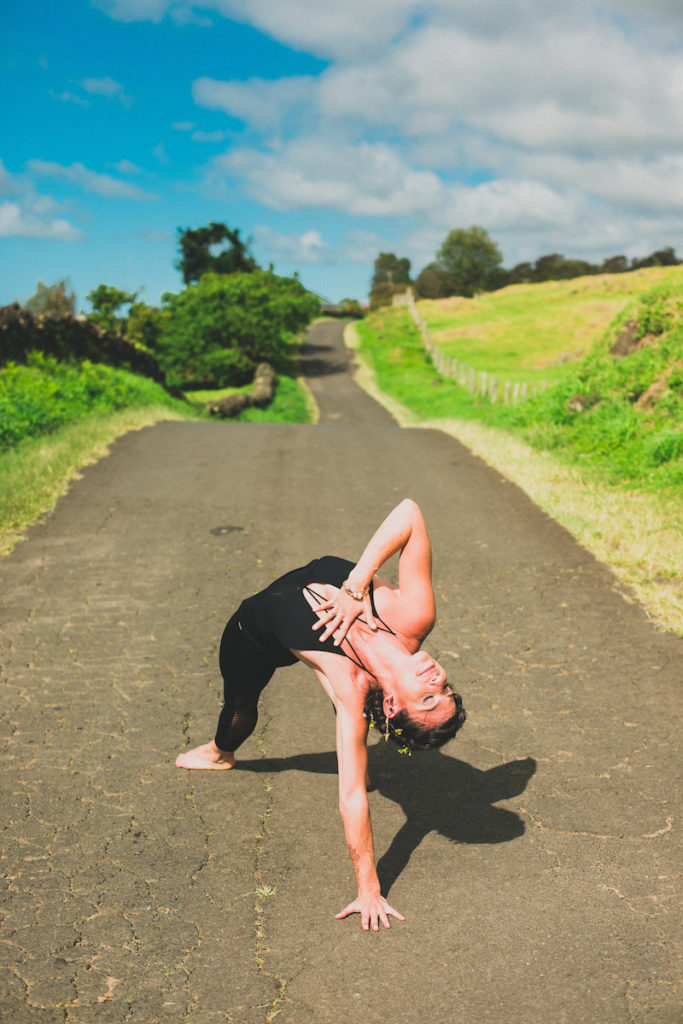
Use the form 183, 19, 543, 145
184, 375, 314, 423
346, 321, 683, 636
421, 265, 683, 381
0, 405, 193, 555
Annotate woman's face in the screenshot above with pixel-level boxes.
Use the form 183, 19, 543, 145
393, 650, 455, 726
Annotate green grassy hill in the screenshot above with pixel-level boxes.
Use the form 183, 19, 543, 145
353, 267, 682, 632
419, 265, 683, 385
357, 266, 683, 492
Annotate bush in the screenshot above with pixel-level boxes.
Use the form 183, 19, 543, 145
0, 304, 166, 384
157, 270, 319, 388
0, 352, 180, 450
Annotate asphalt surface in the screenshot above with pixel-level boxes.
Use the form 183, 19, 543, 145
1, 318, 681, 1024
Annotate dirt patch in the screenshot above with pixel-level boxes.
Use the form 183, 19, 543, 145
611, 319, 661, 358
635, 361, 682, 411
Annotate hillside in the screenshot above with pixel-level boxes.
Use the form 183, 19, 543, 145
419, 265, 683, 385
352, 268, 682, 632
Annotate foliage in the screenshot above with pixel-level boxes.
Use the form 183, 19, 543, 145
339, 298, 365, 318
408, 233, 682, 297
371, 253, 411, 288
414, 263, 453, 299
126, 301, 166, 351
434, 226, 504, 297
417, 265, 683, 383
369, 253, 412, 308
157, 270, 319, 388
86, 284, 138, 336
176, 222, 257, 285
0, 303, 166, 384
369, 281, 409, 310
0, 351, 182, 450
236, 373, 313, 423
24, 279, 76, 316
355, 274, 683, 493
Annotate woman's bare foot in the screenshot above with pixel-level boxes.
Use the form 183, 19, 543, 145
176, 740, 236, 770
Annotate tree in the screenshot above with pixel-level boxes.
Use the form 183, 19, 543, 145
157, 270, 319, 388
632, 246, 681, 270
369, 253, 412, 308
126, 301, 166, 351
86, 284, 138, 336
434, 226, 503, 297
176, 222, 257, 285
371, 253, 412, 288
24, 279, 76, 316
600, 255, 629, 275
414, 263, 453, 299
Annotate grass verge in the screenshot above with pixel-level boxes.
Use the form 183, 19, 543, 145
1, 372, 314, 557
346, 323, 683, 636
0, 405, 192, 556
185, 374, 314, 424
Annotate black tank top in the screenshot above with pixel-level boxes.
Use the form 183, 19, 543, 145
237, 556, 388, 666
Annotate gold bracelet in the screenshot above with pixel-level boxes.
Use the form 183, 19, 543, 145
343, 581, 366, 601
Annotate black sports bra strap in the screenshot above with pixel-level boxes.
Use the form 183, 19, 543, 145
303, 584, 395, 680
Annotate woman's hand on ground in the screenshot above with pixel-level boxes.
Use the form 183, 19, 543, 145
335, 893, 405, 931
312, 590, 377, 646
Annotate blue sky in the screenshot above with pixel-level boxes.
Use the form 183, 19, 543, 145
2, 0, 683, 309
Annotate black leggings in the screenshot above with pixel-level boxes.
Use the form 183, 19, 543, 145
214, 613, 280, 752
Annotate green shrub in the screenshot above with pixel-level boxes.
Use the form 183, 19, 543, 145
157, 270, 319, 387
0, 352, 182, 450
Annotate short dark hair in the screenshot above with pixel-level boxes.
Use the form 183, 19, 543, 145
363, 685, 466, 752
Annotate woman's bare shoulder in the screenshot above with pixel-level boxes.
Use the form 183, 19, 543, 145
372, 575, 433, 646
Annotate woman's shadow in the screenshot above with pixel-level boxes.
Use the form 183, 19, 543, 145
236, 745, 536, 895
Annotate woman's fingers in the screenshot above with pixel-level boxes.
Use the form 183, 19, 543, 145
335, 901, 358, 920
335, 896, 405, 930
309, 589, 377, 645
385, 902, 405, 921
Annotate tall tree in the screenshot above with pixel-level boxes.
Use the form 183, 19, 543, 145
371, 252, 412, 288
176, 222, 257, 285
24, 279, 76, 316
86, 284, 138, 336
435, 226, 503, 297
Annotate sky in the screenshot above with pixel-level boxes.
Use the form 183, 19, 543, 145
2, 0, 683, 309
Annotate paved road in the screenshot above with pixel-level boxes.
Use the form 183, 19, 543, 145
1, 320, 681, 1023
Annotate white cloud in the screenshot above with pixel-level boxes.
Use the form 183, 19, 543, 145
114, 159, 142, 174
191, 129, 226, 143
172, 121, 196, 131
94, 0, 683, 56
27, 160, 158, 200
153, 143, 169, 166
92, 0, 171, 23
0, 201, 84, 241
81, 76, 134, 107
252, 225, 329, 264
193, 76, 314, 128
214, 139, 444, 217
50, 90, 90, 108
0, 159, 21, 197
93, 1, 683, 271
0, 160, 84, 240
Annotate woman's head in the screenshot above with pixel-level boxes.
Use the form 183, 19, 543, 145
364, 682, 466, 752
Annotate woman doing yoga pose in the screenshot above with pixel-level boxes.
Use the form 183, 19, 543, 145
177, 498, 466, 930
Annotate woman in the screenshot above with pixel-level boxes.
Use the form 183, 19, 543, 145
177, 498, 466, 931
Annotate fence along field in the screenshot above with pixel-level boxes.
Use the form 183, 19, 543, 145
394, 264, 683, 404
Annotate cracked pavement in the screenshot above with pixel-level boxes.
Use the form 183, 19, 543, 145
1, 319, 681, 1023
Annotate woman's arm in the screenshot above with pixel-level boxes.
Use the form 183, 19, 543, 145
334, 705, 404, 931
314, 498, 435, 645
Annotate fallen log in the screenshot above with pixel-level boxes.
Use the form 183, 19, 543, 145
207, 362, 277, 418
